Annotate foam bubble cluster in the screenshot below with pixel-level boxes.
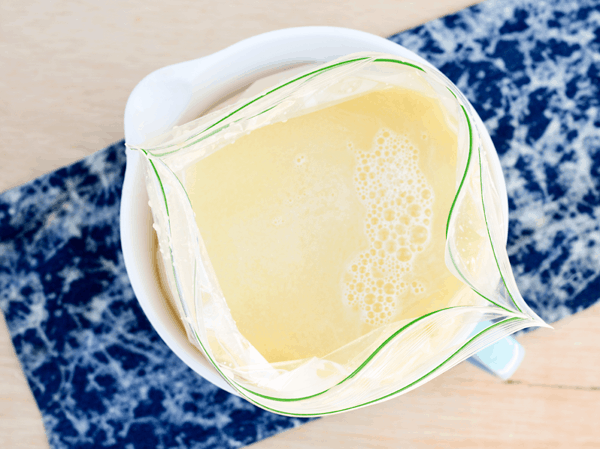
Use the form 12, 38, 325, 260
342, 128, 434, 326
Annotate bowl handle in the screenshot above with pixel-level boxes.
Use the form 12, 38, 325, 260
123, 26, 431, 147
467, 321, 525, 380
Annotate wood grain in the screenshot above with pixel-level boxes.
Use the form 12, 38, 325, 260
0, 313, 49, 449
1, 1, 599, 448
252, 303, 600, 449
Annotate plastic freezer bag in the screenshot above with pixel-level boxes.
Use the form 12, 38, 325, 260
126, 52, 549, 416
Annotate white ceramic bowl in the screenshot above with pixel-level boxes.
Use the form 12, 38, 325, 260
120, 26, 513, 396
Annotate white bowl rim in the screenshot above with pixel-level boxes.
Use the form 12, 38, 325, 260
120, 26, 509, 395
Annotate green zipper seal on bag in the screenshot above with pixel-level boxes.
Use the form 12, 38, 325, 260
130, 57, 426, 157
137, 55, 536, 415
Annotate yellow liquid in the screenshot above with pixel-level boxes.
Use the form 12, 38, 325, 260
185, 87, 463, 363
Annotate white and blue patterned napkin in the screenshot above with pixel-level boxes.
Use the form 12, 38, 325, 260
1, 0, 599, 447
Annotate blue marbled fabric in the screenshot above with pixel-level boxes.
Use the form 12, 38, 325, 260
1, 0, 599, 447
0, 143, 314, 448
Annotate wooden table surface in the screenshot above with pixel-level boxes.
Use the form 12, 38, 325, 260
1, 1, 599, 448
